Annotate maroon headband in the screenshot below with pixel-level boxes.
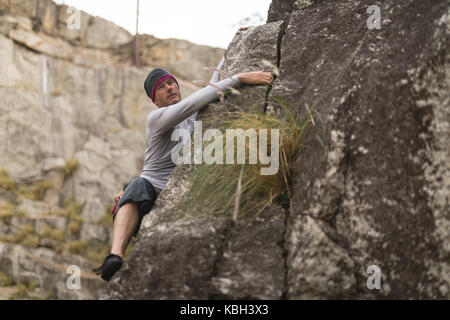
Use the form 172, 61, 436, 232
151, 75, 179, 102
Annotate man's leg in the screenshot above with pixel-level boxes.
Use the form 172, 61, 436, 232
110, 202, 139, 258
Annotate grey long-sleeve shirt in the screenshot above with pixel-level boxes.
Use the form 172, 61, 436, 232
140, 58, 241, 193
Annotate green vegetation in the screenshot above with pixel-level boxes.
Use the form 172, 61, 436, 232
31, 181, 53, 201
40, 227, 65, 242
16, 180, 53, 202
43, 290, 56, 300
67, 220, 80, 235
64, 159, 80, 177
0, 168, 113, 269
0, 201, 16, 218
0, 168, 16, 192
52, 243, 64, 254
21, 234, 40, 248
16, 209, 27, 216
67, 240, 89, 255
0, 272, 14, 287
63, 197, 82, 221
63, 197, 83, 236
178, 98, 316, 220
8, 284, 29, 300
96, 204, 114, 227
5, 224, 40, 248
0, 167, 57, 204
1, 272, 54, 300
87, 243, 111, 264
1, 224, 46, 249
51, 88, 63, 96
8, 280, 39, 300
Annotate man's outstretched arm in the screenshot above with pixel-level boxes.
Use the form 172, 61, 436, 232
186, 56, 226, 126
148, 71, 273, 134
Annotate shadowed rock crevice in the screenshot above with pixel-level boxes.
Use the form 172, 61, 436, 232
264, 17, 289, 112
280, 203, 290, 299
208, 218, 235, 299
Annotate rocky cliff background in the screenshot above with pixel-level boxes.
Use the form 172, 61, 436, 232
0, 0, 224, 299
101, 0, 449, 300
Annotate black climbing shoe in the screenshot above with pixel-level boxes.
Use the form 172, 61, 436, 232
92, 254, 123, 281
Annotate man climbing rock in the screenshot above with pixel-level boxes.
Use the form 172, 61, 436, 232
93, 49, 274, 281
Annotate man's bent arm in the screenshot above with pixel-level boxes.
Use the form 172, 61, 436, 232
148, 74, 240, 134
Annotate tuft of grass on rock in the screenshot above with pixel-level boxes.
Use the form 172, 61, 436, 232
64, 159, 80, 177
13, 225, 40, 248
0, 272, 14, 287
96, 205, 114, 227
67, 221, 80, 235
178, 99, 316, 220
31, 181, 53, 201
87, 244, 111, 264
0, 201, 16, 219
8, 280, 39, 300
44, 290, 56, 300
40, 227, 65, 242
8, 284, 29, 300
63, 197, 83, 236
1, 224, 41, 248
67, 240, 88, 255
0, 168, 16, 192
16, 180, 53, 202
63, 197, 82, 220
51, 88, 63, 97
21, 234, 40, 248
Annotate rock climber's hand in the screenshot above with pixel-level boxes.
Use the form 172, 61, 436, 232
236, 27, 249, 33
238, 70, 274, 86
114, 191, 124, 203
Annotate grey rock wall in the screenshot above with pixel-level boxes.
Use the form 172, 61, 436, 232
0, 0, 225, 299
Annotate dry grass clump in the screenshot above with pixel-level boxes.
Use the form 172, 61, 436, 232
8, 280, 39, 300
1, 224, 40, 248
87, 244, 112, 264
96, 204, 114, 227
0, 201, 16, 218
63, 197, 83, 235
64, 159, 80, 177
40, 227, 65, 242
0, 168, 16, 192
67, 240, 89, 255
0, 271, 14, 287
16, 180, 53, 202
178, 99, 316, 219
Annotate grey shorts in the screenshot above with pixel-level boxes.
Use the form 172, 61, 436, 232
112, 176, 158, 236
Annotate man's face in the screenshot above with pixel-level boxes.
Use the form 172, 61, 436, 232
153, 78, 181, 108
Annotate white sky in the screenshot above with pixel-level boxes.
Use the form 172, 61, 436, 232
53, 0, 272, 49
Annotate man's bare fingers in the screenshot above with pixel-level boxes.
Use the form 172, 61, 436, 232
238, 71, 275, 86
262, 72, 274, 85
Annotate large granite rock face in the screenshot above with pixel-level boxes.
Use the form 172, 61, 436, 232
102, 0, 449, 300
274, 0, 449, 299
100, 20, 287, 299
